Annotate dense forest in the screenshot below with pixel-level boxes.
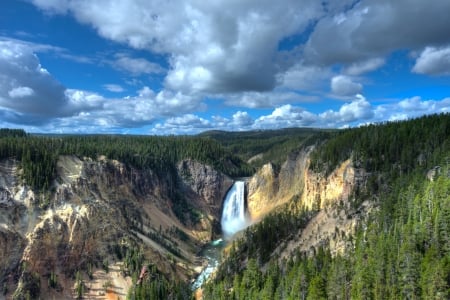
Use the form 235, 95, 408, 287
200, 128, 329, 170
203, 113, 450, 300
0, 131, 253, 193
0, 127, 326, 194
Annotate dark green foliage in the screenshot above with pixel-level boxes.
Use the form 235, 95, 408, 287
0, 128, 27, 138
75, 270, 84, 299
212, 201, 315, 284
310, 113, 450, 176
0, 133, 252, 206
205, 166, 450, 300
200, 127, 330, 169
124, 247, 191, 300
12, 271, 41, 300
48, 271, 57, 289
204, 114, 450, 300
102, 258, 109, 273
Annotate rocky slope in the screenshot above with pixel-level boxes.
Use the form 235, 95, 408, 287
247, 146, 313, 219
247, 147, 371, 257
0, 155, 231, 299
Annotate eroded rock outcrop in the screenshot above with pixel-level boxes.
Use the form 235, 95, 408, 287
177, 159, 233, 218
0, 155, 231, 299
247, 147, 371, 258
247, 147, 313, 219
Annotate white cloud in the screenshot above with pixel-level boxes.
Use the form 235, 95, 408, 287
152, 114, 211, 134
8, 86, 35, 98
319, 95, 374, 126
0, 40, 70, 121
412, 45, 450, 75
103, 84, 124, 93
225, 91, 318, 108
5, 2, 450, 134
31, 0, 70, 14
331, 75, 363, 97
231, 111, 253, 127
280, 63, 331, 91
345, 58, 385, 75
0, 40, 204, 130
305, 0, 450, 65
113, 54, 165, 76
254, 104, 317, 129
31, 0, 325, 93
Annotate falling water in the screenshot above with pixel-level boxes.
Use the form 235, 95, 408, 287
192, 181, 249, 290
221, 181, 249, 239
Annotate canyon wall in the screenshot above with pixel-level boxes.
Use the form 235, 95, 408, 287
0, 156, 231, 299
247, 147, 372, 257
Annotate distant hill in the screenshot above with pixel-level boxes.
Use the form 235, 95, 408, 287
199, 127, 334, 169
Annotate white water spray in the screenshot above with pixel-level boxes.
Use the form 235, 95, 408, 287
221, 181, 249, 238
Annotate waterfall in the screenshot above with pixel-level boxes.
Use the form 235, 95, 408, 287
221, 181, 249, 238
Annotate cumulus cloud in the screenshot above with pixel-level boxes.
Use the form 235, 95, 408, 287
344, 58, 385, 75
319, 95, 373, 126
152, 114, 211, 134
280, 63, 331, 91
0, 40, 71, 122
304, 0, 450, 65
412, 45, 450, 75
47, 92, 450, 135
225, 91, 317, 108
8, 1, 450, 134
31, 0, 325, 93
254, 104, 317, 129
112, 54, 165, 76
8, 86, 35, 98
231, 111, 253, 127
331, 75, 363, 97
0, 40, 204, 130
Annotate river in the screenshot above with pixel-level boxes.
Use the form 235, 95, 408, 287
191, 238, 224, 290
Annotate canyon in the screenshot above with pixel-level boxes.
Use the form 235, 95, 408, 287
0, 143, 367, 299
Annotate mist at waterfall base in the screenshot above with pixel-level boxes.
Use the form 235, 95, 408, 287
221, 181, 251, 239
192, 181, 250, 290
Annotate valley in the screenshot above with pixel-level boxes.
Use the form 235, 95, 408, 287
0, 114, 449, 299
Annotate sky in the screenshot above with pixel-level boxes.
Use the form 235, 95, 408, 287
0, 0, 449, 135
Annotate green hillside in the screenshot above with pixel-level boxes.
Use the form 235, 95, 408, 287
203, 113, 450, 300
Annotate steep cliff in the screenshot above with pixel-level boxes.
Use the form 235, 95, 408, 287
0, 155, 231, 299
247, 147, 371, 256
177, 159, 233, 240
247, 147, 313, 219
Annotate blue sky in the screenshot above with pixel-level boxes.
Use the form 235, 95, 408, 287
0, 0, 449, 134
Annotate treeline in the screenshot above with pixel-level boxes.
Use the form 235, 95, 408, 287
200, 128, 328, 169
0, 133, 253, 191
0, 128, 27, 138
310, 113, 450, 176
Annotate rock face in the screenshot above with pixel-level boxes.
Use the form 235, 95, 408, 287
247, 147, 370, 257
0, 156, 231, 299
177, 159, 233, 218
177, 159, 233, 240
248, 146, 367, 216
247, 147, 313, 219
300, 158, 368, 210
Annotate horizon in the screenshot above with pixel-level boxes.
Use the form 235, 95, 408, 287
10, 112, 445, 137
1, 0, 449, 134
